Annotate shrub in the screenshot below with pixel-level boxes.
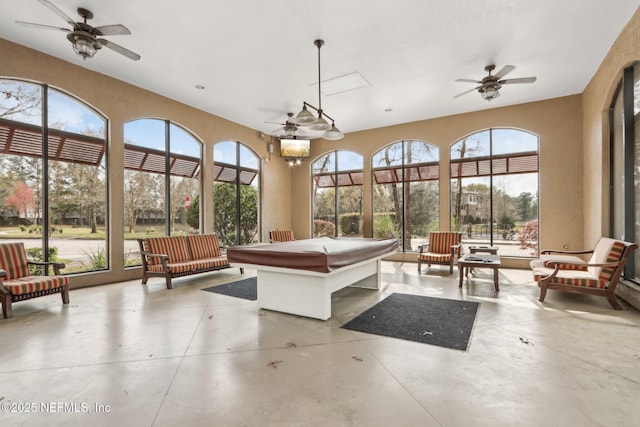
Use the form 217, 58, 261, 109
26, 246, 59, 275
373, 214, 398, 239
314, 219, 335, 237
339, 212, 361, 236
83, 247, 107, 270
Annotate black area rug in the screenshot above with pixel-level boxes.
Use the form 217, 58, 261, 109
202, 277, 257, 301
341, 293, 479, 351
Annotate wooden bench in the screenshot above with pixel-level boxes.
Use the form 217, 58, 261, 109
530, 237, 637, 309
137, 234, 243, 289
0, 242, 69, 319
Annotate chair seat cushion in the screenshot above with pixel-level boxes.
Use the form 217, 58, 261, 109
147, 257, 229, 274
4, 275, 69, 295
419, 253, 452, 264
531, 267, 606, 289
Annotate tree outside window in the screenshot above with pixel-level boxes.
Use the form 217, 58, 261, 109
312, 150, 363, 238
212, 141, 259, 246
0, 79, 108, 272
450, 128, 539, 257
372, 140, 439, 251
123, 119, 201, 265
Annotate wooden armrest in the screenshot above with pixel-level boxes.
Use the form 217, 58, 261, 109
27, 260, 66, 275
0, 268, 6, 279
543, 259, 621, 269
418, 243, 430, 254
139, 250, 169, 260
541, 249, 594, 256
139, 250, 169, 269
451, 243, 462, 257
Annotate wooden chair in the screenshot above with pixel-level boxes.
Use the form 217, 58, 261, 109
269, 229, 295, 243
0, 242, 69, 318
418, 231, 463, 274
530, 237, 637, 309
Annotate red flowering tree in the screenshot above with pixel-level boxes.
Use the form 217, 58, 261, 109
5, 181, 37, 223
517, 219, 539, 256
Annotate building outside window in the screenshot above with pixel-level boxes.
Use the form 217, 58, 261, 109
450, 128, 539, 257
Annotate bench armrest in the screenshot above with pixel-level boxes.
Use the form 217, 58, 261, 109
27, 260, 66, 275
139, 250, 170, 270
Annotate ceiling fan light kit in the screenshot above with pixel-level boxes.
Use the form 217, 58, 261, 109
292, 39, 344, 140
15, 0, 140, 61
454, 64, 536, 101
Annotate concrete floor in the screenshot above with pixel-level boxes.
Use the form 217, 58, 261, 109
1, 262, 639, 426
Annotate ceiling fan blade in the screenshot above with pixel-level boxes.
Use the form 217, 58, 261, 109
500, 77, 537, 84
453, 86, 481, 98
98, 39, 140, 61
38, 0, 76, 27
94, 24, 131, 36
493, 65, 516, 79
15, 20, 70, 32
265, 121, 286, 125
455, 78, 482, 84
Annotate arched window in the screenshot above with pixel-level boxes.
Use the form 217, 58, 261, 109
372, 140, 439, 251
213, 141, 260, 246
124, 119, 201, 263
450, 128, 539, 257
312, 150, 364, 237
0, 78, 107, 273
609, 63, 639, 281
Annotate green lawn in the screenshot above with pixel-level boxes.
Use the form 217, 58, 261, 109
0, 225, 187, 240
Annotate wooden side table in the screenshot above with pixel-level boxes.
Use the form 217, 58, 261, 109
457, 254, 501, 291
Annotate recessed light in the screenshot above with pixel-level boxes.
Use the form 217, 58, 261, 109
195, 84, 205, 90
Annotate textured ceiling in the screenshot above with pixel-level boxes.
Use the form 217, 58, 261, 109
1, 0, 638, 138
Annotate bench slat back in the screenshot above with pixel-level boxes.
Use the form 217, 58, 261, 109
143, 236, 191, 264
188, 234, 222, 259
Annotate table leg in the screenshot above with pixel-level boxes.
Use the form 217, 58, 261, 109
458, 263, 464, 288
493, 267, 499, 291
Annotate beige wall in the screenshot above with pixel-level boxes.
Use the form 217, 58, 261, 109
293, 95, 584, 263
1, 38, 292, 288
582, 7, 640, 247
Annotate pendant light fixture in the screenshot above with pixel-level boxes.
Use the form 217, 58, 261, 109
292, 39, 344, 140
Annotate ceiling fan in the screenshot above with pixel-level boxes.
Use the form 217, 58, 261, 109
15, 0, 140, 61
454, 65, 536, 101
266, 113, 307, 138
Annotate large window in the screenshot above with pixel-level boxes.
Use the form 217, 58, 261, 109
124, 119, 201, 264
312, 150, 363, 237
610, 63, 639, 282
372, 140, 439, 251
213, 141, 259, 246
0, 78, 107, 273
450, 128, 539, 257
